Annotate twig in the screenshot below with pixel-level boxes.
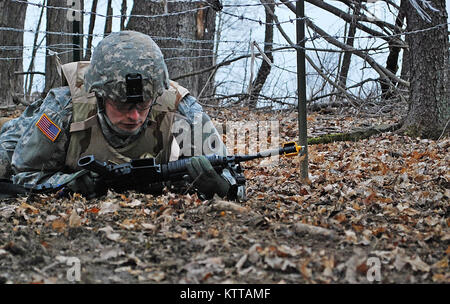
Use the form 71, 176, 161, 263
437, 118, 450, 140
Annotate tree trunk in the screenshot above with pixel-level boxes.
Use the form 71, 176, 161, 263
45, 0, 72, 95
0, 0, 27, 106
381, 2, 406, 100
126, 1, 216, 99
338, 5, 359, 89
85, 0, 98, 60
120, 0, 127, 31
248, 0, 275, 108
400, 0, 450, 139
25, 0, 46, 99
400, 0, 411, 87
104, 0, 113, 37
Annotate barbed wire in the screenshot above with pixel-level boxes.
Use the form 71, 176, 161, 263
0, 44, 218, 52
16, 0, 449, 30
1, 18, 447, 46
13, 0, 209, 19
222, 0, 298, 8
0, 26, 309, 47
1, 19, 448, 60
319, 22, 450, 42
14, 0, 299, 25
0, 49, 74, 61
0, 41, 394, 56
0, 46, 303, 61
3, 0, 449, 47
224, 12, 309, 26
17, 0, 300, 13
163, 0, 299, 6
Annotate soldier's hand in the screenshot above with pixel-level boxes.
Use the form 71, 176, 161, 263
66, 171, 104, 198
186, 155, 230, 199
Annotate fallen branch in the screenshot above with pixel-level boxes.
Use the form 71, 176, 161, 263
208, 200, 248, 213
294, 223, 337, 239
307, 123, 402, 145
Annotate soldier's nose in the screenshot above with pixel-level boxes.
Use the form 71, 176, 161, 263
127, 108, 140, 121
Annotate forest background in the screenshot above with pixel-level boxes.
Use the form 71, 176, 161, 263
0, 0, 448, 285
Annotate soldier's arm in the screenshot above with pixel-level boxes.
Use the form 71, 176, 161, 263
176, 95, 246, 200
0, 119, 20, 178
7, 87, 76, 187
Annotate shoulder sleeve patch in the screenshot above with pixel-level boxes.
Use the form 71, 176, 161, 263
36, 113, 61, 142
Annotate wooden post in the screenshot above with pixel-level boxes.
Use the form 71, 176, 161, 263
296, 0, 308, 179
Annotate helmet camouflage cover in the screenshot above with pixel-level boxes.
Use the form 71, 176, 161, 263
84, 31, 170, 103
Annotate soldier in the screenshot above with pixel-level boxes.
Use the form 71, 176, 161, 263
0, 31, 243, 199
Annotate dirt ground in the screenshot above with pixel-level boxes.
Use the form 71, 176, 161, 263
0, 104, 449, 286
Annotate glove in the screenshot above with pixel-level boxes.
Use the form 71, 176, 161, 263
185, 156, 230, 198
66, 170, 103, 198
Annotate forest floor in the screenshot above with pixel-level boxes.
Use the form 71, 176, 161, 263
0, 101, 449, 285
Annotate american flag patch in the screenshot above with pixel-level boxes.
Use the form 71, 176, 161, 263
36, 113, 61, 142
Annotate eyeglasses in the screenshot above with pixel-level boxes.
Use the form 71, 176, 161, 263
106, 98, 154, 112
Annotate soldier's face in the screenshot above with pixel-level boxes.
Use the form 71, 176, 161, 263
104, 99, 151, 132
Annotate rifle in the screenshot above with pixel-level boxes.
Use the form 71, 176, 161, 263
77, 141, 303, 198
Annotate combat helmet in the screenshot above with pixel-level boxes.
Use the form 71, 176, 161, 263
84, 31, 170, 105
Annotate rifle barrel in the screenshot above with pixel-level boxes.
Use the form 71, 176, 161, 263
233, 142, 302, 163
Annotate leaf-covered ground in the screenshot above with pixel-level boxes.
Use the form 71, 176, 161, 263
0, 105, 449, 284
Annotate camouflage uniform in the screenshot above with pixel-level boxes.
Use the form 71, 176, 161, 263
0, 90, 225, 183
0, 31, 241, 198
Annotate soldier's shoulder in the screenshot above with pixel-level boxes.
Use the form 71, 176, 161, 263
176, 95, 204, 121
44, 86, 72, 109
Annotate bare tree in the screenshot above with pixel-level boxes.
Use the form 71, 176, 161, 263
25, 0, 46, 99
338, 4, 360, 89
248, 0, 275, 108
85, 0, 98, 60
381, 0, 407, 100
280, 0, 408, 98
278, 0, 448, 138
0, 0, 28, 106
120, 0, 127, 31
104, 0, 113, 37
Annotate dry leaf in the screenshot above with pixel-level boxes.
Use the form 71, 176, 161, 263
298, 259, 312, 280
141, 223, 157, 231
98, 202, 119, 215
52, 219, 66, 232
119, 219, 136, 230
69, 209, 82, 228
147, 271, 165, 282
431, 257, 448, 269
99, 226, 121, 242
120, 199, 142, 208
